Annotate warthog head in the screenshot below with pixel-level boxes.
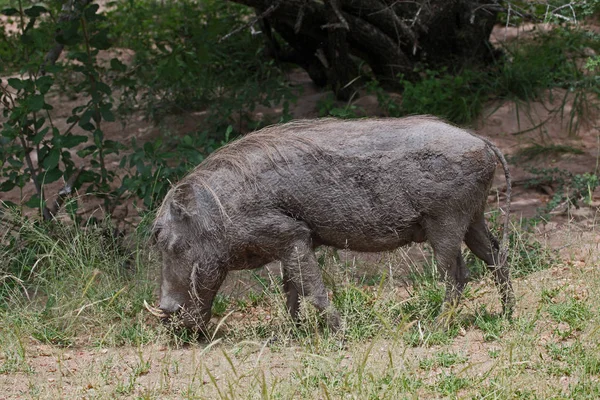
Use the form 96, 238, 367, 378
146, 183, 225, 331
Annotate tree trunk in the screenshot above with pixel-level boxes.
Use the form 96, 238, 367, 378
231, 0, 501, 98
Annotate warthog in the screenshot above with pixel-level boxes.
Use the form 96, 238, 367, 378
146, 116, 513, 331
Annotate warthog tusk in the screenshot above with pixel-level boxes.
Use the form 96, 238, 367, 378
144, 299, 168, 318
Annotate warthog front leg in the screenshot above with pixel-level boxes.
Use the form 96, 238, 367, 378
282, 268, 300, 321
281, 239, 341, 331
423, 217, 470, 327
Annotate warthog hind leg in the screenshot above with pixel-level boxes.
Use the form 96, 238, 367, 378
465, 216, 515, 317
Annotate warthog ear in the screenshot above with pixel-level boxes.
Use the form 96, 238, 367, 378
170, 201, 191, 221
169, 182, 223, 231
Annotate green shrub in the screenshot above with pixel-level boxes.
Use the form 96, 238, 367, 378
399, 68, 487, 125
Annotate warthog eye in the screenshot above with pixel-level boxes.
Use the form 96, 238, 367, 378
151, 224, 162, 244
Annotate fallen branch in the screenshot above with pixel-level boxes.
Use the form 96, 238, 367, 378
47, 167, 84, 218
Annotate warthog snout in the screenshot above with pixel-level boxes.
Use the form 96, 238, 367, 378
144, 300, 170, 319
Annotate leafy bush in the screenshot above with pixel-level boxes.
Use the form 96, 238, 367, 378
1, 0, 299, 219
1, 3, 121, 218
108, 0, 297, 129
0, 2, 57, 73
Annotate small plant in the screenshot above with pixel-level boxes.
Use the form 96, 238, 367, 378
419, 350, 467, 370
0, 210, 159, 348
0, 3, 129, 218
547, 298, 591, 336
464, 211, 557, 280
401, 263, 445, 323
474, 306, 508, 342
108, 0, 297, 129
433, 373, 471, 396
524, 167, 599, 218
317, 93, 362, 119
211, 294, 230, 317
540, 286, 563, 304
488, 349, 500, 359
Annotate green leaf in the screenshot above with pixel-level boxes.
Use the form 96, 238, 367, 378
42, 148, 60, 170
56, 21, 81, 45
93, 129, 104, 146
77, 145, 97, 158
79, 170, 98, 183
0, 200, 17, 208
90, 28, 111, 50
0, 179, 16, 192
95, 81, 112, 95
110, 58, 127, 72
39, 167, 62, 184
1, 7, 19, 16
143, 142, 154, 155
61, 134, 88, 148
24, 194, 44, 209
36, 75, 54, 94
84, 4, 101, 20
7, 78, 24, 90
27, 94, 45, 111
80, 122, 95, 132
1, 125, 18, 140
24, 5, 47, 18
31, 127, 47, 145
100, 104, 115, 122
7, 158, 23, 168
37, 146, 49, 163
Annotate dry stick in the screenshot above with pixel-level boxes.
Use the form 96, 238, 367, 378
219, 0, 283, 42
294, 0, 307, 33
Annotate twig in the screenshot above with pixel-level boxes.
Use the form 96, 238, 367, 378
47, 166, 83, 217
17, 133, 53, 220
321, 0, 349, 30
366, 1, 416, 42
508, 116, 553, 136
